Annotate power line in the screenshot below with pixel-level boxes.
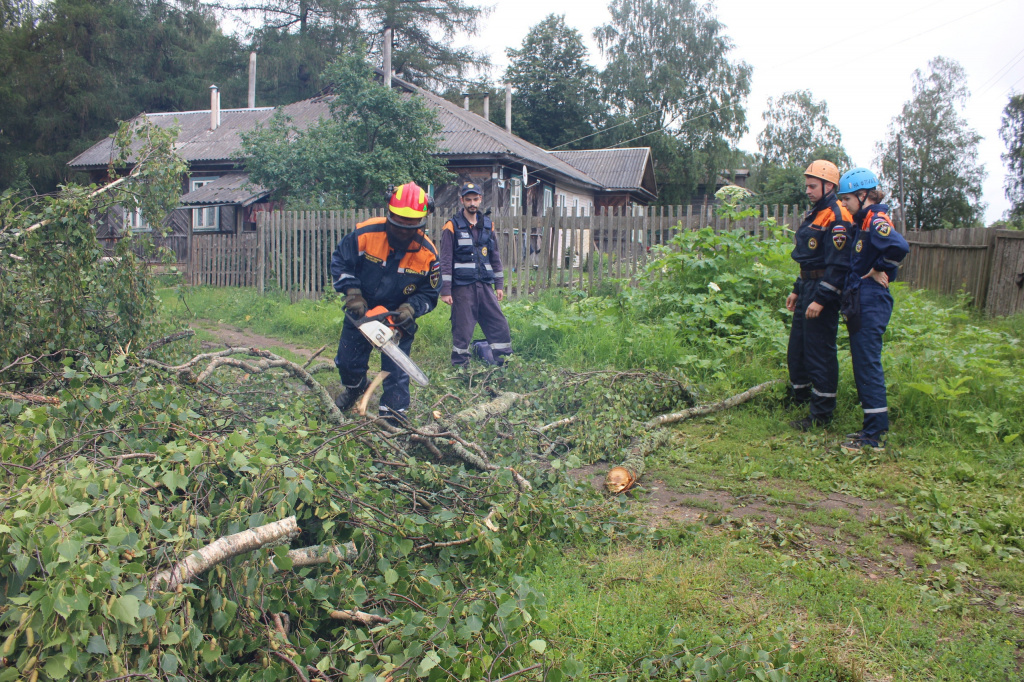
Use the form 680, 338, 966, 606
976, 46, 1024, 95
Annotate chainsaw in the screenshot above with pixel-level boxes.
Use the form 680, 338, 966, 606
349, 306, 429, 387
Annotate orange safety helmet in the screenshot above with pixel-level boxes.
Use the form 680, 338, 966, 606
387, 182, 429, 228
804, 160, 841, 188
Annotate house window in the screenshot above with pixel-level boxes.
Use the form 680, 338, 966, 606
191, 177, 219, 231
572, 198, 580, 217
542, 187, 553, 216
124, 206, 151, 232
510, 177, 522, 216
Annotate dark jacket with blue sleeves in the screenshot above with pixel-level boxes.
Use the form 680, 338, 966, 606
848, 204, 909, 283
439, 210, 504, 295
791, 192, 854, 306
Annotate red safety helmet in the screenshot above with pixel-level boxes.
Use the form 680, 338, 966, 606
387, 182, 429, 229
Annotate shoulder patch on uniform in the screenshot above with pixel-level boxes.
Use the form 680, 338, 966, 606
831, 224, 847, 234
833, 232, 847, 250
808, 237, 818, 250
429, 261, 440, 289
403, 284, 417, 295
855, 240, 864, 252
874, 219, 891, 237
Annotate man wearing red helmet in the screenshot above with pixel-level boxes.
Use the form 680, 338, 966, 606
330, 182, 441, 422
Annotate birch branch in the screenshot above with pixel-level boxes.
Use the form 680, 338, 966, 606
150, 516, 300, 591
0, 390, 60, 405
140, 329, 195, 357
329, 609, 392, 625
645, 379, 781, 428
277, 542, 357, 569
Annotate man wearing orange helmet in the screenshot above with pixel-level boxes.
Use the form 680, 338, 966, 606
330, 182, 441, 422
785, 160, 854, 431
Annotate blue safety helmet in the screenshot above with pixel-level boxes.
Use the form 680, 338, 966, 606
838, 167, 878, 195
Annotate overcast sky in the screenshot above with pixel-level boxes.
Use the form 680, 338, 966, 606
469, 0, 1024, 222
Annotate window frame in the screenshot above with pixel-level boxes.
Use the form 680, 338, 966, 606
190, 177, 220, 232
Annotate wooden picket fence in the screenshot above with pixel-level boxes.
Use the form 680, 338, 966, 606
250, 205, 802, 302
189, 232, 259, 287
185, 207, 1024, 318
900, 227, 1024, 317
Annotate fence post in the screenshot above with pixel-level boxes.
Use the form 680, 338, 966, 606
257, 214, 265, 293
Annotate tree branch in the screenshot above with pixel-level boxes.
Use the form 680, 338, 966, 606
150, 516, 300, 591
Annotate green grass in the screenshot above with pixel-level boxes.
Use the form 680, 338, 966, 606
157, 282, 1024, 680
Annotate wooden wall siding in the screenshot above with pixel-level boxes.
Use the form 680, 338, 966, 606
252, 205, 802, 302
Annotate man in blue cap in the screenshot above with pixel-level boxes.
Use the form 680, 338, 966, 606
438, 182, 512, 366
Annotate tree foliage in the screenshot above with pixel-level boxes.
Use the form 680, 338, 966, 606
0, 0, 246, 194
209, 0, 489, 88
504, 14, 602, 150
594, 0, 751, 204
999, 92, 1024, 221
757, 90, 848, 168
239, 53, 452, 208
0, 119, 187, 378
749, 90, 849, 207
876, 57, 986, 230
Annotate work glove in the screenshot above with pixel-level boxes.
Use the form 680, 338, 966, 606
394, 303, 415, 326
344, 289, 367, 318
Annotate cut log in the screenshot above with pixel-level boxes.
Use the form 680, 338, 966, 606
605, 430, 670, 494
150, 516, 300, 591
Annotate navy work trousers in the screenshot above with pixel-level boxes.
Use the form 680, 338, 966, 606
787, 277, 840, 423
847, 280, 893, 438
335, 317, 416, 416
450, 282, 511, 366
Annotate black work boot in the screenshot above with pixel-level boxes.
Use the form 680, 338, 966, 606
789, 416, 829, 432
335, 379, 368, 412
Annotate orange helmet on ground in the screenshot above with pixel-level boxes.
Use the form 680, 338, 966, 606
804, 160, 841, 188
388, 182, 429, 228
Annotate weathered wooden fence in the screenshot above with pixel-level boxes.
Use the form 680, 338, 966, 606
184, 207, 1024, 318
190, 232, 259, 287
251, 205, 802, 302
900, 227, 1024, 317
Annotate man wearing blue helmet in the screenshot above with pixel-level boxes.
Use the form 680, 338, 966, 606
836, 168, 910, 452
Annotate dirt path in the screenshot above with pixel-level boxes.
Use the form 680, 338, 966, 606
194, 320, 326, 360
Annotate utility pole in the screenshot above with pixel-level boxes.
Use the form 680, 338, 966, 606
897, 134, 907, 232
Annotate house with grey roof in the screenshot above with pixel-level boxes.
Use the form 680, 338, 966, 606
68, 72, 657, 263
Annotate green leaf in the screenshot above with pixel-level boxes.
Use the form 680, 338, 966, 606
418, 650, 441, 675
56, 538, 82, 561
161, 653, 179, 674
44, 654, 72, 679
67, 502, 91, 516
87, 635, 109, 654
384, 569, 399, 585
110, 594, 141, 624
529, 639, 547, 654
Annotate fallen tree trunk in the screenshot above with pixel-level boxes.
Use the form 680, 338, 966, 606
645, 379, 781, 429
606, 379, 781, 494
151, 516, 300, 591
